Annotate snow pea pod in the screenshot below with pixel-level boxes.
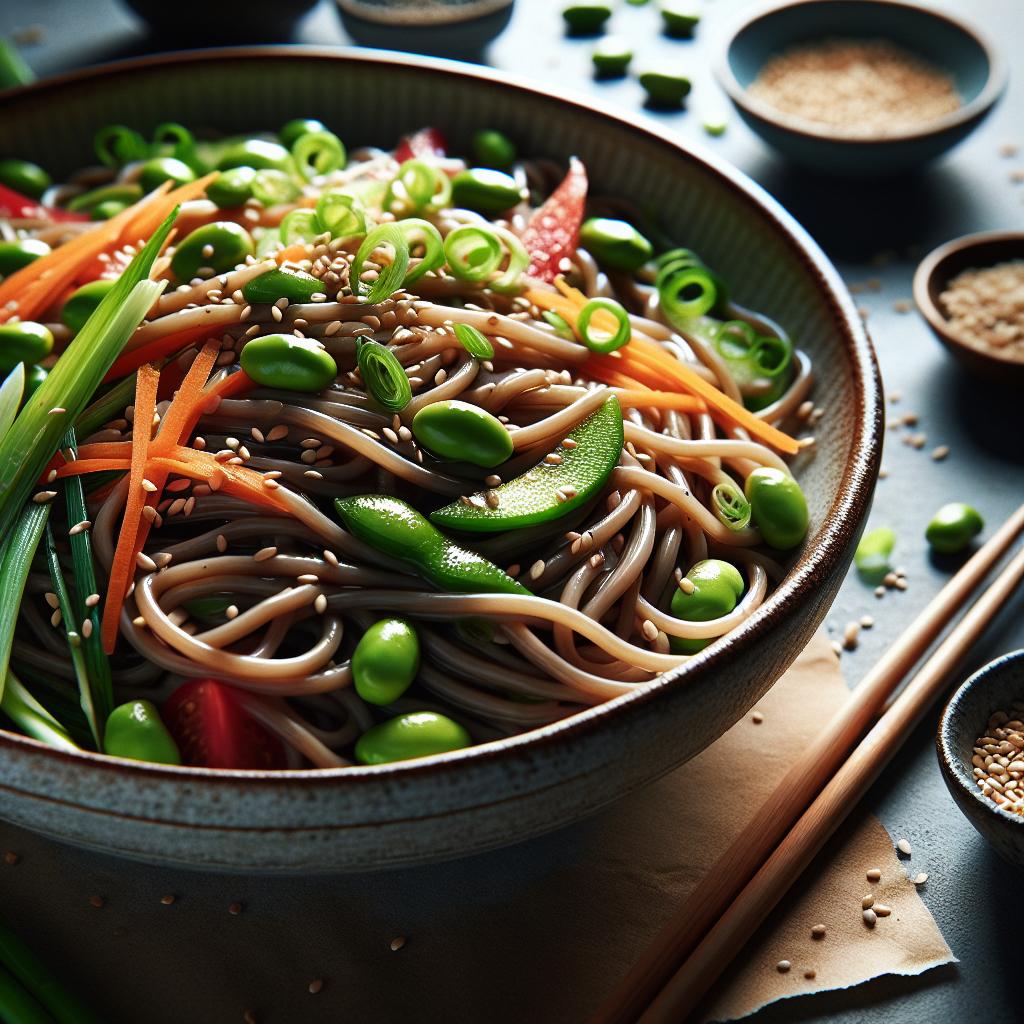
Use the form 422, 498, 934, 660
138, 156, 195, 192
431, 395, 623, 532
242, 267, 321, 305
104, 700, 181, 765
355, 711, 471, 765
335, 495, 530, 596
216, 138, 293, 172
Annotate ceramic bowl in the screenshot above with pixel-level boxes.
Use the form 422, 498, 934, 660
937, 651, 1024, 870
716, 0, 1006, 178
0, 48, 881, 872
913, 231, 1024, 386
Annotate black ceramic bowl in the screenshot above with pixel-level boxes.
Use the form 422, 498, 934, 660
0, 48, 881, 872
938, 651, 1024, 870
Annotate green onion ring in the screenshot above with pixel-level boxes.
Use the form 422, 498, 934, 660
453, 323, 495, 360
315, 191, 366, 238
711, 481, 752, 531
749, 334, 792, 378
396, 219, 445, 287
714, 319, 758, 360
291, 131, 347, 181
251, 169, 301, 207
350, 223, 410, 304
357, 339, 413, 412
152, 122, 199, 168
489, 225, 529, 293
444, 226, 503, 283
385, 160, 452, 215
93, 125, 149, 168
659, 265, 719, 323
577, 297, 631, 354
542, 310, 575, 340
279, 209, 323, 246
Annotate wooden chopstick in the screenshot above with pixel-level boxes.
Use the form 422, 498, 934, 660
596, 503, 1024, 1024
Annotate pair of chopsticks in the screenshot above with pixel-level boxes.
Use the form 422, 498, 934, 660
596, 503, 1024, 1024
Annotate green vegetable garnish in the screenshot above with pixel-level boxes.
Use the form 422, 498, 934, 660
355, 711, 471, 765
926, 503, 983, 554
660, 1, 700, 37
412, 399, 513, 468
104, 700, 181, 765
0, 321, 52, 371
242, 267, 321, 305
453, 323, 495, 360
472, 129, 517, 169
579, 217, 653, 271
639, 67, 693, 106
578, 297, 632, 353
240, 334, 337, 393
431, 395, 623, 532
562, 2, 612, 34
352, 618, 421, 706
669, 559, 744, 654
450, 168, 522, 216
0, 158, 51, 200
855, 526, 896, 582
745, 467, 809, 550
592, 37, 634, 77
291, 130, 346, 181
357, 340, 412, 412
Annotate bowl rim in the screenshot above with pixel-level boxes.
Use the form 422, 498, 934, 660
714, 0, 1007, 147
912, 229, 1024, 371
0, 44, 881, 788
937, 649, 1024, 827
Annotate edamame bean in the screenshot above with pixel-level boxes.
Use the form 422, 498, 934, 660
355, 711, 471, 765
240, 333, 337, 393
450, 168, 523, 216
926, 502, 983, 554
206, 166, 257, 209
0, 157, 51, 199
471, 129, 517, 169
61, 279, 116, 334
639, 68, 692, 106
352, 618, 421, 706
579, 217, 653, 271
854, 526, 895, 582
562, 2, 612, 34
67, 182, 142, 214
138, 156, 196, 192
660, 1, 700, 36
745, 467, 808, 550
104, 700, 181, 765
24, 363, 47, 397
0, 321, 54, 371
669, 558, 743, 654
170, 221, 255, 281
412, 399, 513, 468
0, 238, 50, 276
279, 118, 328, 149
242, 267, 321, 305
91, 199, 130, 220
216, 138, 293, 172
592, 37, 634, 77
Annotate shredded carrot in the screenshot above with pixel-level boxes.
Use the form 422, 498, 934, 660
117, 173, 218, 246
152, 342, 221, 452
612, 389, 706, 413
53, 458, 131, 478
527, 283, 800, 455
100, 363, 160, 653
275, 243, 311, 266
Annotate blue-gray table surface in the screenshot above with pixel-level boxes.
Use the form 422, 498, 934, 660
0, 1, 1021, 1022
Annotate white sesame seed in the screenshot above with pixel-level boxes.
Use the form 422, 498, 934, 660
862, 909, 877, 928
47, 407, 66, 416
85, 593, 100, 608
641, 620, 659, 642
81, 619, 93, 639
896, 838, 912, 856
33, 491, 57, 504
314, 594, 328, 614
529, 559, 546, 580
253, 546, 277, 562
913, 873, 928, 885
44, 592, 59, 610
389, 937, 406, 952
751, 711, 764, 724
323, 550, 340, 567
873, 903, 892, 917
50, 609, 62, 628
141, 478, 158, 493
226, 605, 239, 620
776, 960, 791, 973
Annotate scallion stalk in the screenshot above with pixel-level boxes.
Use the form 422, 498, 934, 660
0, 671, 78, 753
350, 224, 410, 304
0, 961, 53, 1024
453, 323, 495, 360
0, 364, 24, 441
0, 502, 50, 693
356, 340, 412, 412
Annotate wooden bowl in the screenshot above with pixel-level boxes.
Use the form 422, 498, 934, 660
913, 230, 1024, 386
937, 651, 1024, 870
0, 48, 881, 872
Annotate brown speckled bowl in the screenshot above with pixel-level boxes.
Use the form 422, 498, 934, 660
937, 651, 1024, 870
0, 48, 881, 872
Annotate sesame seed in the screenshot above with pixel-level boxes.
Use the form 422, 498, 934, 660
506, 563, 520, 577
303, 470, 324, 480
389, 937, 406, 952
141, 478, 158, 493
132, 616, 146, 628
875, 586, 886, 598
896, 838, 912, 856
89, 895, 105, 909
529, 559, 546, 580
50, 609, 62, 628
271, 305, 283, 321
263, 478, 280, 490
308, 979, 323, 995
860, 615, 875, 628
44, 592, 59, 609
862, 894, 875, 909
811, 924, 826, 939
931, 445, 950, 461
161, 894, 175, 905
85, 593, 100, 608
33, 491, 57, 504
48, 407, 66, 416
751, 711, 764, 724
913, 873, 928, 885
136, 553, 158, 572
677, 577, 696, 595
804, 969, 817, 980
842, 622, 860, 650
253, 546, 277, 562
314, 594, 328, 614
229, 902, 243, 915
776, 960, 791, 973
544, 453, 563, 465
873, 903, 892, 917
226, 605, 239, 620
383, 427, 399, 444
862, 909, 877, 928
641, 619, 659, 642
4, 852, 19, 866
216, 534, 228, 553
297, 574, 319, 584
323, 550, 340, 567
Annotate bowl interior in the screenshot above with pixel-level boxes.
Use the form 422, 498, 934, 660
920, 234, 1024, 316
727, 0, 992, 108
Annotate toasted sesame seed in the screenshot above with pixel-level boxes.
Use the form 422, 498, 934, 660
303, 470, 323, 480
48, 407, 66, 416
161, 894, 175, 905
804, 969, 817, 980
677, 576, 696, 595
868, 869, 882, 883
136, 552, 158, 572
389, 937, 406, 952
506, 563, 520, 577
529, 559, 546, 580
226, 605, 239, 620
33, 491, 57, 504
216, 534, 228, 553
544, 453, 563, 465
862, 908, 877, 928
860, 615, 875, 628
323, 550, 340, 567
4, 852, 19, 866
913, 872, 928, 885
44, 592, 59, 610
931, 445, 950, 461
776, 960, 791, 973
314, 594, 328, 614
308, 979, 323, 995
751, 711, 764, 724
253, 546, 277, 562
229, 902, 243, 915
85, 593, 100, 608
896, 838, 912, 856
873, 903, 892, 917
81, 619, 93, 639
641, 619, 659, 642
862, 894, 875, 909
811, 924, 826, 939
89, 895, 105, 909
50, 609, 62, 628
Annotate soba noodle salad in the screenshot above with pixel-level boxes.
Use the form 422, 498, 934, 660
0, 121, 814, 770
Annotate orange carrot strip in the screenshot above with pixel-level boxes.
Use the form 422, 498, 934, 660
101, 363, 160, 653
275, 244, 311, 266
69, 442, 132, 460
103, 324, 218, 382
117, 173, 218, 246
54, 458, 131, 478
151, 342, 221, 454
613, 389, 705, 413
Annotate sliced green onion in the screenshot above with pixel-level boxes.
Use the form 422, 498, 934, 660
453, 323, 495, 360
279, 208, 322, 246
0, 502, 49, 695
350, 223, 410, 304
292, 130, 346, 181
577, 297, 632, 354
749, 334, 792, 377
76, 373, 136, 440
711, 481, 752, 531
0, 39, 35, 90
255, 227, 284, 259
489, 225, 529, 292
152, 122, 199, 169
655, 246, 702, 280
357, 340, 412, 412
444, 225, 503, 283
93, 124, 149, 168
659, 264, 719, 322
385, 160, 452, 215
315, 191, 366, 238
542, 310, 575, 340
251, 168, 301, 206
397, 218, 445, 287
0, 364, 24, 442
0, 671, 78, 752
714, 319, 757, 359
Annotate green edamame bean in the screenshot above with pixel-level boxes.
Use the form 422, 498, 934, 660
926, 502, 983, 554
24, 363, 47, 397
579, 217, 653, 271
206, 166, 257, 209
355, 711, 471, 765
91, 199, 130, 220
745, 467, 808, 550
104, 700, 181, 765
242, 267, 321, 305
669, 558, 743, 654
216, 138, 293, 173
0, 157, 51, 199
412, 399, 513, 468
854, 526, 895, 582
62, 279, 116, 334
592, 36, 634, 77
0, 321, 54, 372
0, 238, 50, 276
170, 221, 255, 281
472, 129, 517, 170
279, 118, 327, 149
240, 333, 337, 393
660, 1, 700, 37
67, 182, 142, 214
639, 68, 692, 106
352, 618, 421, 706
562, 2, 612, 34
450, 168, 523, 215
138, 156, 195, 193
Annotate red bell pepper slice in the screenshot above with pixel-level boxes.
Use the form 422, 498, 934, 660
395, 127, 448, 163
521, 157, 588, 282
0, 182, 89, 223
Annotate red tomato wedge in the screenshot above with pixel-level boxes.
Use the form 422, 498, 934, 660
521, 157, 588, 282
164, 679, 287, 770
0, 183, 89, 223
395, 127, 448, 163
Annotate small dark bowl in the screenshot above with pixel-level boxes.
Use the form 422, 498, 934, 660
913, 231, 1024, 386
716, 0, 1006, 178
937, 651, 1024, 869
122, 0, 319, 42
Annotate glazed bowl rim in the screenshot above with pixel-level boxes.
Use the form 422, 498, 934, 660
0, 44, 881, 785
912, 229, 1024, 373
714, 0, 1007, 147
937, 649, 1024, 828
